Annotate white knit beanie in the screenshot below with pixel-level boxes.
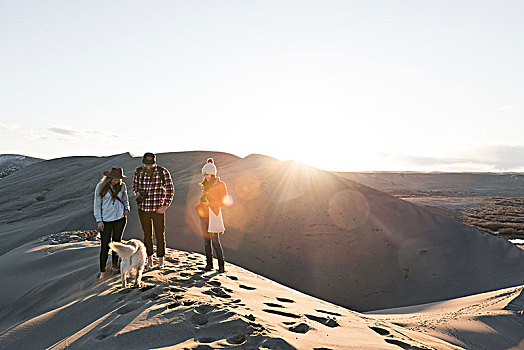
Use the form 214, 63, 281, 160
202, 158, 217, 176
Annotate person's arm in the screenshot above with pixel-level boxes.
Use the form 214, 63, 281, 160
132, 168, 139, 195
162, 168, 175, 207
94, 184, 104, 230
122, 182, 130, 214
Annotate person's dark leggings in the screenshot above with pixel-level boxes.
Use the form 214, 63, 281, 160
100, 216, 126, 272
138, 210, 166, 257
199, 216, 224, 269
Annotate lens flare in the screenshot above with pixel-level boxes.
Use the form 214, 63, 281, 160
234, 173, 261, 201
328, 189, 370, 230
222, 195, 234, 207
196, 205, 207, 217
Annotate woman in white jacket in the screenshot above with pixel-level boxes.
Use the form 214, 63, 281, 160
94, 166, 130, 274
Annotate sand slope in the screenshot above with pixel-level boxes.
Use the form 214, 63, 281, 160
0, 232, 461, 350
368, 285, 524, 349
1, 152, 524, 312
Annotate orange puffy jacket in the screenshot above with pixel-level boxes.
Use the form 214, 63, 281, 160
196, 178, 228, 218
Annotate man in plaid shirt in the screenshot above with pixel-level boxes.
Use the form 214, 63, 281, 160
133, 152, 175, 269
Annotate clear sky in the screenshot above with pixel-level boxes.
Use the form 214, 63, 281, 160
1, 0, 523, 172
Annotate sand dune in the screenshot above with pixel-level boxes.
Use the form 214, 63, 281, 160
1, 152, 524, 311
368, 285, 524, 349
0, 231, 461, 349
1, 151, 524, 348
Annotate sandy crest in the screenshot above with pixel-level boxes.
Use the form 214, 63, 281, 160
0, 232, 461, 350
367, 285, 524, 349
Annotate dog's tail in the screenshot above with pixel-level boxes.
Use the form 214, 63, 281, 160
109, 241, 139, 258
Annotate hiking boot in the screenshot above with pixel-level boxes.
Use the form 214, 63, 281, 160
202, 264, 213, 271
145, 256, 153, 269
218, 259, 225, 273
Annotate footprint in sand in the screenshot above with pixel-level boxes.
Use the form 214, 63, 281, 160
369, 326, 390, 336
316, 309, 342, 317
203, 287, 231, 298
195, 304, 215, 314
207, 280, 222, 287
227, 275, 238, 281
171, 277, 193, 285
140, 284, 155, 292
168, 286, 186, 293
172, 295, 184, 302
264, 302, 285, 308
227, 334, 246, 345
168, 301, 182, 309
305, 314, 340, 328
249, 322, 266, 332
385, 339, 425, 350
239, 284, 256, 290
190, 312, 209, 326
288, 322, 311, 334
167, 294, 184, 308
276, 297, 295, 303
262, 309, 301, 319
197, 337, 216, 344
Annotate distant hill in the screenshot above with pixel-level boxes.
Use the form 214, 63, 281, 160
337, 171, 524, 197
0, 155, 43, 179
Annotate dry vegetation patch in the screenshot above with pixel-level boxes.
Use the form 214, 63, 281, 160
460, 197, 524, 239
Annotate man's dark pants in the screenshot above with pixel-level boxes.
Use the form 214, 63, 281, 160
138, 210, 165, 257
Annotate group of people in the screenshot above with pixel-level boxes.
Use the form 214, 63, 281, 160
93, 152, 228, 276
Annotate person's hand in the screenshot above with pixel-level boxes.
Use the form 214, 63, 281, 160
124, 210, 129, 216
156, 206, 167, 214
97, 221, 104, 232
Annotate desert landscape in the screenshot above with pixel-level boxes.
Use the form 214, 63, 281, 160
339, 172, 524, 247
1, 152, 524, 349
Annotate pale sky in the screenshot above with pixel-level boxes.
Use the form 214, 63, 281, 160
1, 0, 523, 171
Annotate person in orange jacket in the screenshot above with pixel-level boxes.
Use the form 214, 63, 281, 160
196, 158, 227, 273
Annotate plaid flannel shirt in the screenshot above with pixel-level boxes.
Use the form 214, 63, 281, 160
132, 166, 175, 212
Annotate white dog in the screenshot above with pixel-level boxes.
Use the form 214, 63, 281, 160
109, 239, 147, 288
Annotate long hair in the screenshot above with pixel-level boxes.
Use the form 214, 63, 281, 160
98, 176, 122, 199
